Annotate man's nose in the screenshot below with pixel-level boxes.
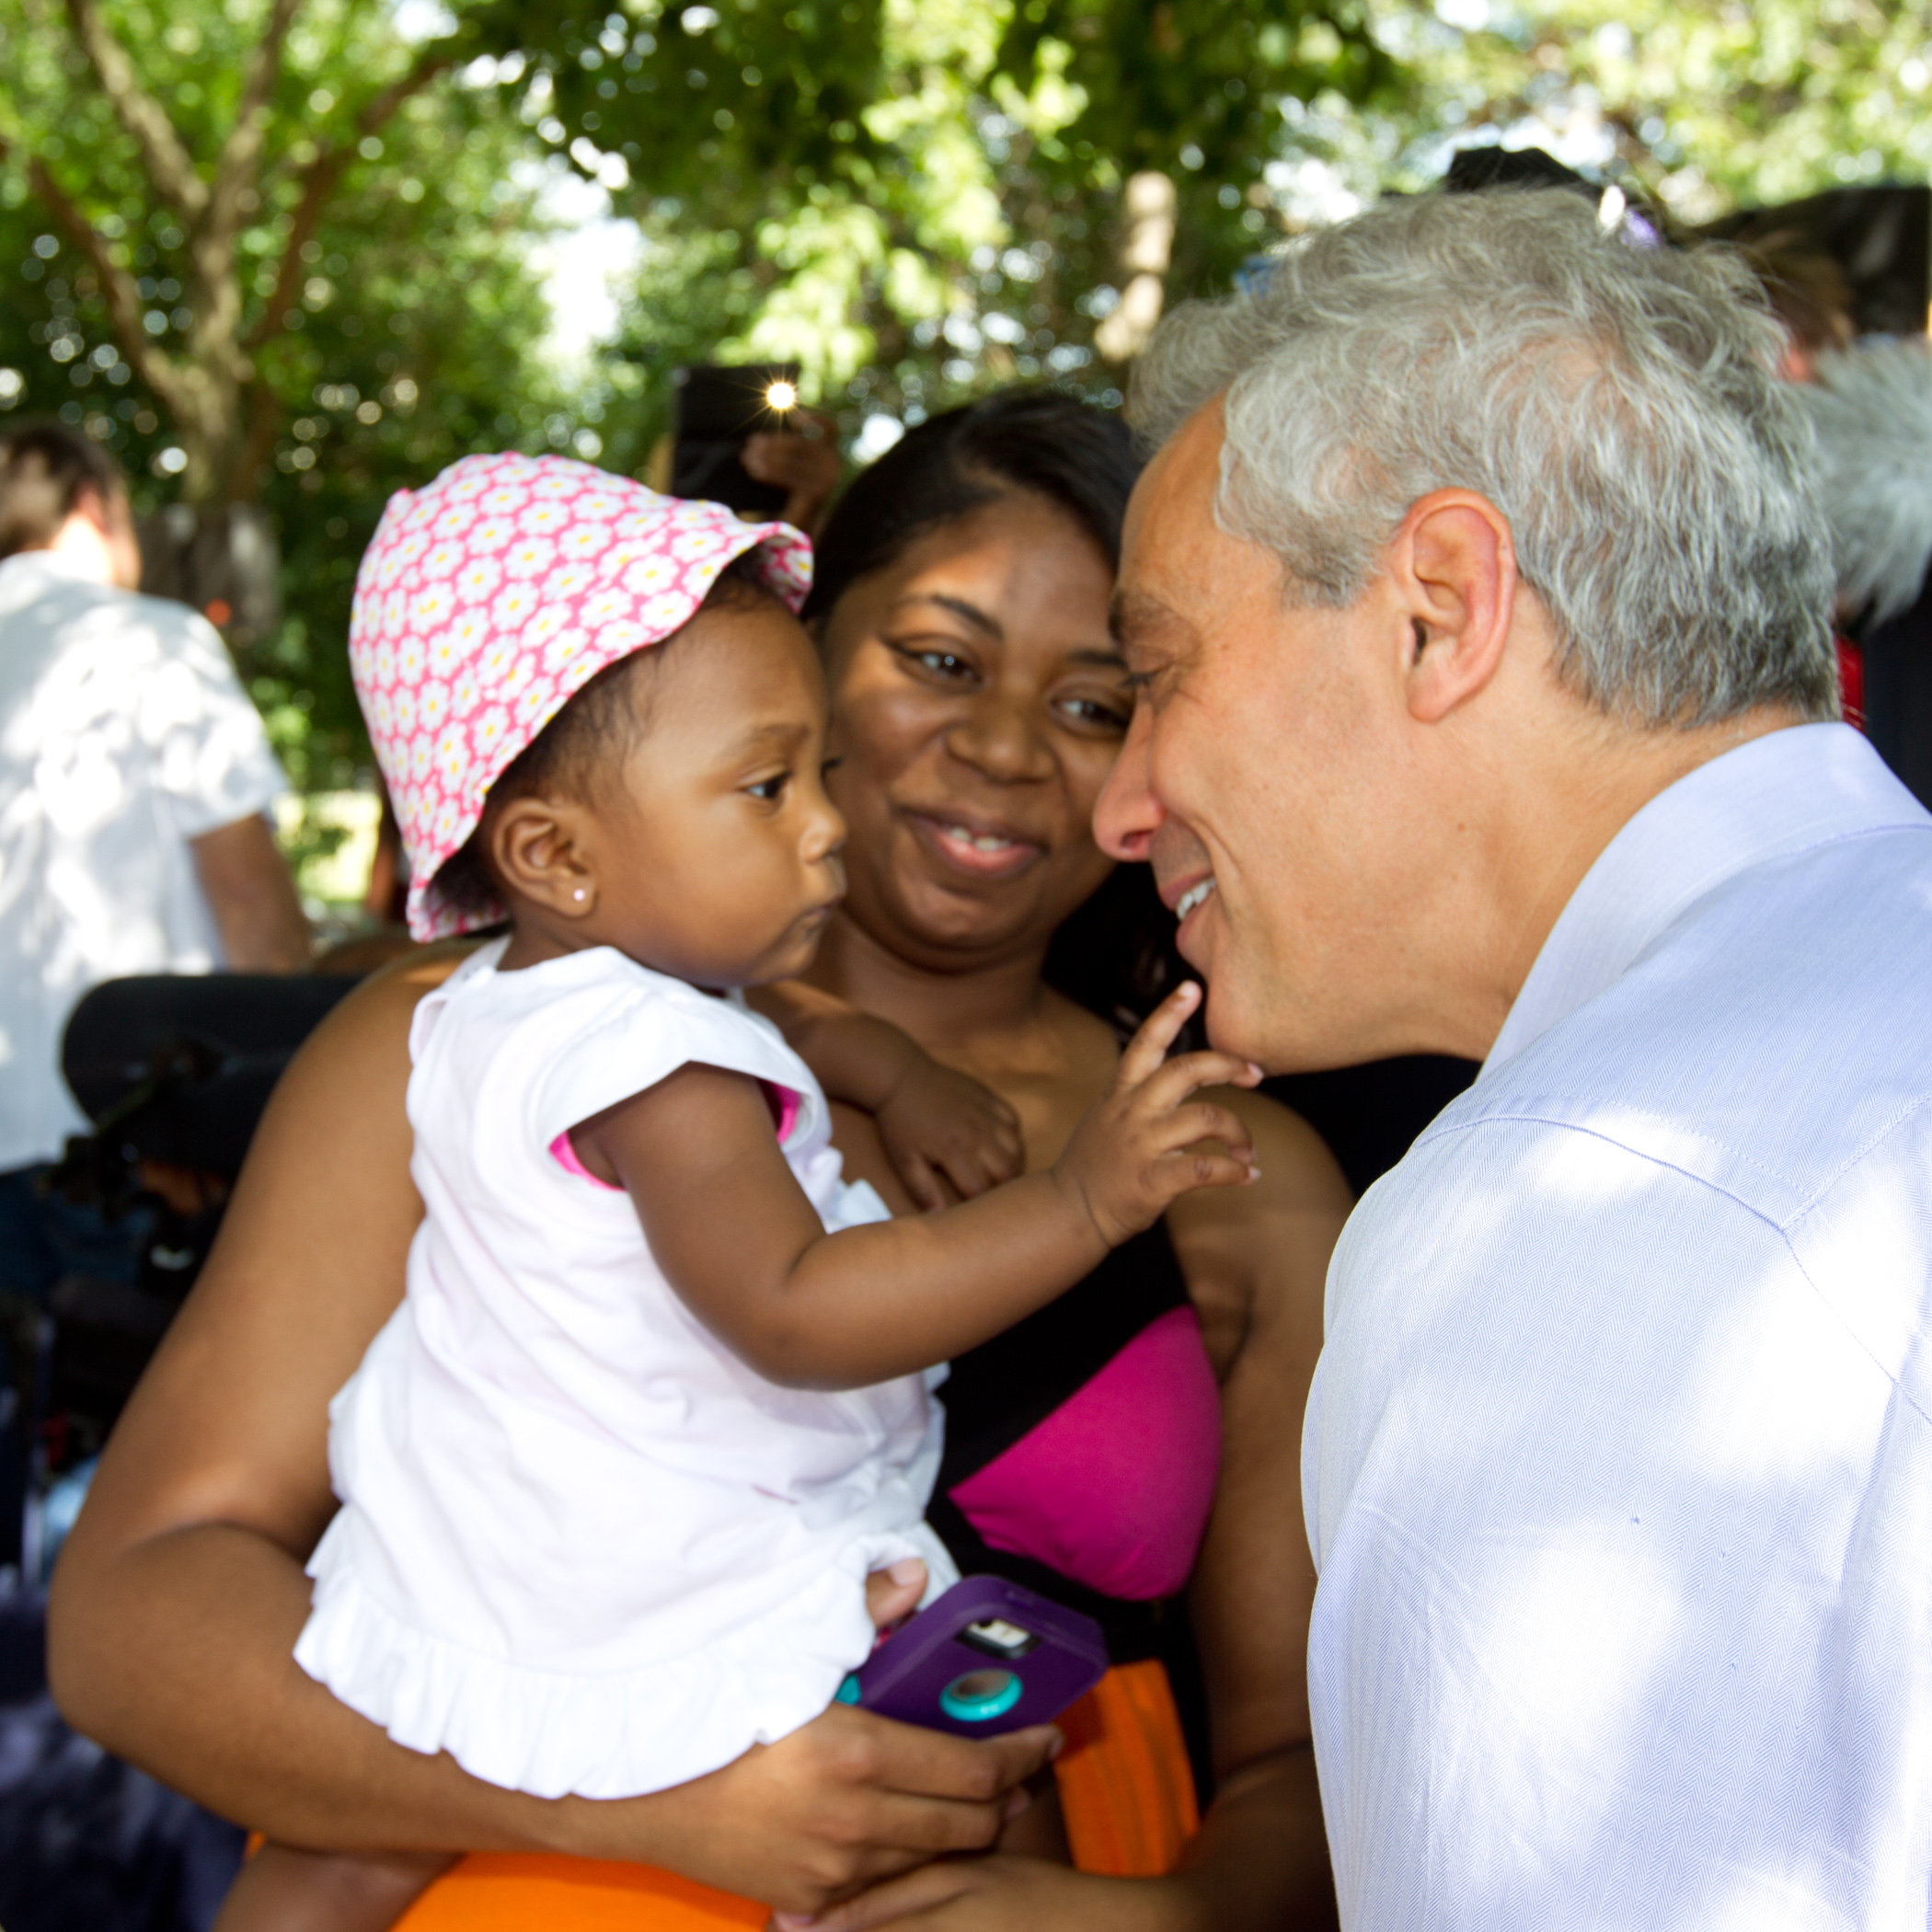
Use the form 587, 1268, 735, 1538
1094, 702, 1163, 861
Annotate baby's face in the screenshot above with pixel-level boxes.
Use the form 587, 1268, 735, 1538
591, 603, 847, 988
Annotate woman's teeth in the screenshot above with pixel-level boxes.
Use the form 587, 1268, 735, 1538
1175, 877, 1216, 922
945, 823, 1017, 853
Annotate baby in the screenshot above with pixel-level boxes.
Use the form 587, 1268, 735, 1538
215, 454, 1256, 1929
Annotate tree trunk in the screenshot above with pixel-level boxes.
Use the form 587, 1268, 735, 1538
1096, 171, 1176, 364
22, 0, 452, 506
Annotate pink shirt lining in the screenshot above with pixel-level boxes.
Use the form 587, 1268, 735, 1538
548, 1082, 800, 1190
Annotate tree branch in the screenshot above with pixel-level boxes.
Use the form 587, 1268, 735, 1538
64, 0, 208, 221
242, 39, 457, 351
210, 0, 305, 239
0, 133, 186, 412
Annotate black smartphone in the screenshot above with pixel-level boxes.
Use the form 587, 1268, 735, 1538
670, 362, 803, 517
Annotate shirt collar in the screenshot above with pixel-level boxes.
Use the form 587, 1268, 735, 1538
1481, 722, 1930, 1079
0, 546, 109, 589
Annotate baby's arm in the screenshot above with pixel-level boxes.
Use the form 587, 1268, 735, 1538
570, 983, 1258, 1390
750, 980, 1024, 1207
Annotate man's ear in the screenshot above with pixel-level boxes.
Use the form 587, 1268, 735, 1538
1386, 489, 1519, 725
489, 795, 602, 919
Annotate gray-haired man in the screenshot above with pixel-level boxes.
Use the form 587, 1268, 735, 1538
1098, 190, 1931, 1926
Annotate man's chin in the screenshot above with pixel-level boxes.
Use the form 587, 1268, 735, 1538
1196, 963, 1348, 1075
1195, 972, 1280, 1069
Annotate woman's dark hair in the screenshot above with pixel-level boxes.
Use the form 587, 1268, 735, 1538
807, 390, 1191, 1038
801, 389, 1142, 623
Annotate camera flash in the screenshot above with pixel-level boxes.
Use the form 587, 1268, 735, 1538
765, 379, 799, 413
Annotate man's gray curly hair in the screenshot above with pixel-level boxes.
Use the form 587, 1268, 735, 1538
1127, 190, 1839, 728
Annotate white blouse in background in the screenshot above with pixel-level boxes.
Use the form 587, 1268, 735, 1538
0, 550, 285, 1169
1305, 723, 1932, 1929
297, 940, 955, 1800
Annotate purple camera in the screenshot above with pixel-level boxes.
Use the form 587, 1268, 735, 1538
837, 1575, 1109, 1738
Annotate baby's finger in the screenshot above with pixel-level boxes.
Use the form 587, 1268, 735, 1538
1159, 1100, 1258, 1167
976, 1122, 1025, 1179
1132, 1048, 1264, 1114
935, 1146, 993, 1202
1115, 982, 1203, 1089
898, 1150, 948, 1213
1152, 1146, 1260, 1200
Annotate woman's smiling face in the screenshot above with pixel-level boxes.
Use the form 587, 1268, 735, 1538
816, 491, 1131, 972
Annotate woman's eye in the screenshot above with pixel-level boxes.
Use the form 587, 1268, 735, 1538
1056, 695, 1132, 731
890, 642, 977, 683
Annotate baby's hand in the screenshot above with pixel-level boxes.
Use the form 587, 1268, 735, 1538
878, 1052, 1025, 1211
1052, 983, 1260, 1248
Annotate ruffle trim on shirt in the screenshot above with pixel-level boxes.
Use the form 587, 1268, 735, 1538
294, 1528, 930, 1800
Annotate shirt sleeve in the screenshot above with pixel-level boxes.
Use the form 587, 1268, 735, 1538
132, 597, 287, 840
527, 974, 813, 1156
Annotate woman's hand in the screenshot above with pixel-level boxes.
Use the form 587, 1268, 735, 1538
1053, 983, 1262, 1246
773, 1856, 1181, 1931
632, 1716, 1059, 1916
875, 1052, 1025, 1210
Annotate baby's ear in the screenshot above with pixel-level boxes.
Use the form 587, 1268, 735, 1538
489, 796, 601, 921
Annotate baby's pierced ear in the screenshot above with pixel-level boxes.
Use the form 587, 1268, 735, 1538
489, 795, 601, 919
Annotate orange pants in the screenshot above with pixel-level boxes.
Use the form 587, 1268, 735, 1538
393, 1661, 1198, 1929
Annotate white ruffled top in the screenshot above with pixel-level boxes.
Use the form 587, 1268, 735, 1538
295, 940, 956, 1800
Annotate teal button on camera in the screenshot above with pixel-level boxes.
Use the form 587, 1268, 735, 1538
939, 1667, 1022, 1723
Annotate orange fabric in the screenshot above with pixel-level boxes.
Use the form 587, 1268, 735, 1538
386, 1662, 1198, 1927
394, 1854, 766, 1930
1052, 1658, 1200, 1878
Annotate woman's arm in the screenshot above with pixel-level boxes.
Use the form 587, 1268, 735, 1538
788, 1092, 1351, 1931
1166, 1091, 1350, 1926
45, 952, 1053, 1917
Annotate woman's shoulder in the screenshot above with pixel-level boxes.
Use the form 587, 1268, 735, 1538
1212, 1087, 1352, 1211
1163, 1085, 1353, 1375
296, 940, 479, 1089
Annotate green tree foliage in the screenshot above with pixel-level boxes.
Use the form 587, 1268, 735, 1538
479, 0, 1395, 447
6, 0, 1923, 824
1253, 0, 1932, 230
0, 0, 569, 786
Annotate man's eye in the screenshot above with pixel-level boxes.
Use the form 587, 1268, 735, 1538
747, 773, 789, 801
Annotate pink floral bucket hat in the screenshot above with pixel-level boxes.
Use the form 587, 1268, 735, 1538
348, 452, 812, 940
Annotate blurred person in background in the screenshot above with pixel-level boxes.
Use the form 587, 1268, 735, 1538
1796, 337, 1932, 807
0, 422, 306, 1302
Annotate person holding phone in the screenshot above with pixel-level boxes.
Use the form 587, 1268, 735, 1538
52, 394, 1351, 1931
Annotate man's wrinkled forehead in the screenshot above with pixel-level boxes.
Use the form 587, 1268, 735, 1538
1110, 401, 1231, 661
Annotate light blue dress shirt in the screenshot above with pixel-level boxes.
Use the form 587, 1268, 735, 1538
1305, 722, 1932, 1928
